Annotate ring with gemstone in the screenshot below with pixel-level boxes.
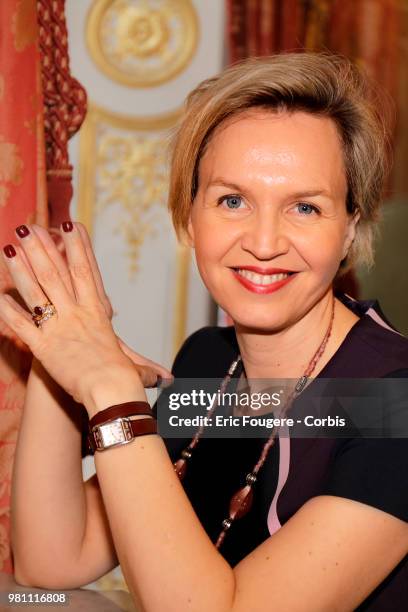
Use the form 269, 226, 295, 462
31, 302, 57, 328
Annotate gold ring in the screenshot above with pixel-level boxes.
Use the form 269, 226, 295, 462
31, 302, 57, 328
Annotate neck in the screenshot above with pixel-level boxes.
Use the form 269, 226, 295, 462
234, 289, 359, 380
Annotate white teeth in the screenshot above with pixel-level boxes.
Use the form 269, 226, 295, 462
236, 269, 290, 284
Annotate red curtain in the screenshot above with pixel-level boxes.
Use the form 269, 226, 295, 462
227, 0, 407, 192
0, 0, 87, 573
0, 0, 46, 574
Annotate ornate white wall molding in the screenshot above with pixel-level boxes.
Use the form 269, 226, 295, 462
86, 0, 199, 88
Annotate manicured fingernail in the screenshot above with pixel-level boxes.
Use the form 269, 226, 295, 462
16, 225, 30, 238
3, 245, 16, 258
62, 221, 73, 232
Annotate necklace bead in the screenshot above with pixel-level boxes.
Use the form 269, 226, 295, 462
295, 375, 308, 393
229, 484, 254, 519
246, 472, 257, 485
174, 459, 187, 479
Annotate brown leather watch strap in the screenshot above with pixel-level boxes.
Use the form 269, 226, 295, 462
129, 418, 157, 437
88, 417, 157, 452
89, 401, 153, 429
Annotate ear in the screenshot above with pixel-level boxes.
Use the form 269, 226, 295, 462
341, 209, 360, 259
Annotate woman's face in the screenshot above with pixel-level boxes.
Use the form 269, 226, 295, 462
188, 109, 359, 331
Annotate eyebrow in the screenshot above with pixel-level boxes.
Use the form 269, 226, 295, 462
206, 179, 332, 199
206, 179, 244, 191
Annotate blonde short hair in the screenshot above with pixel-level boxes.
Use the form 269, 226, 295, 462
168, 52, 392, 272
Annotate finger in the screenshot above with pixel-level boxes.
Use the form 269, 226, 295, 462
134, 365, 162, 388
59, 221, 102, 308
32, 224, 113, 318
30, 225, 75, 298
75, 223, 112, 316
117, 337, 174, 384
17, 233, 75, 303
0, 293, 41, 349
2, 243, 50, 314
1, 291, 33, 323
14, 225, 72, 311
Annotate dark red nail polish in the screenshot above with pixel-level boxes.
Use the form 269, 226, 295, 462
16, 225, 30, 238
62, 221, 73, 232
4, 245, 16, 258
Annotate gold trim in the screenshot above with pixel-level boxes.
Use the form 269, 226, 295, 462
77, 102, 181, 235
173, 243, 190, 356
77, 111, 97, 235
77, 102, 189, 355
89, 101, 181, 131
86, 0, 199, 88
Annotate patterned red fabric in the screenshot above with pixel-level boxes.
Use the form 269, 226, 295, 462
0, 0, 47, 574
0, 0, 87, 574
226, 0, 405, 187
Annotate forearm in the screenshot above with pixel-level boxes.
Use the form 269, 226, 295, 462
12, 358, 87, 582
90, 379, 235, 612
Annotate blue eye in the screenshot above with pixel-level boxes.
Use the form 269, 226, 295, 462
296, 203, 319, 215
217, 195, 244, 209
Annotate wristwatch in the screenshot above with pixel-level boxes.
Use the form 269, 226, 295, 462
88, 417, 157, 452
87, 402, 157, 452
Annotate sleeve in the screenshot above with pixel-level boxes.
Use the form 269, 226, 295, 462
320, 437, 408, 522
322, 368, 408, 522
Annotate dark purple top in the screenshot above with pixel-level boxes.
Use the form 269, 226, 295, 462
158, 293, 408, 611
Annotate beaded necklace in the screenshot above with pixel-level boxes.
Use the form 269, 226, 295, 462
174, 297, 336, 549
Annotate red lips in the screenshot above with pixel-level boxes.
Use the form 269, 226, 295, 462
231, 267, 297, 295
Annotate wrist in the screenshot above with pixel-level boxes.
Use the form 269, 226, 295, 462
85, 367, 147, 419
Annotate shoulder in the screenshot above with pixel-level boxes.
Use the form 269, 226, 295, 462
172, 326, 239, 378
325, 312, 408, 377
358, 317, 408, 373
338, 292, 408, 371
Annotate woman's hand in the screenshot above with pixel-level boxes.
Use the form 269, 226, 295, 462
33, 223, 173, 389
116, 336, 173, 388
0, 222, 170, 414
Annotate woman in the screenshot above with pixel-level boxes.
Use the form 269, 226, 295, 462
2, 53, 408, 611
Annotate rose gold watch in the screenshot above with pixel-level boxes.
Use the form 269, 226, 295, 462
89, 417, 157, 452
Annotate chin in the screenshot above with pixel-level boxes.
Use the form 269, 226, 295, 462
221, 303, 293, 333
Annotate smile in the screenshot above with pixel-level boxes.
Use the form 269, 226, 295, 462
231, 267, 296, 294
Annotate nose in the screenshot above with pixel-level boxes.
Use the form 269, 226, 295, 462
240, 208, 290, 261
